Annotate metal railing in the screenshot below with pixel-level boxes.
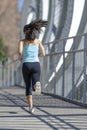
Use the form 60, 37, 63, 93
0, 58, 23, 87
41, 33, 87, 105
0, 33, 87, 105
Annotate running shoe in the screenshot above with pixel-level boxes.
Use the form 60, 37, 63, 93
35, 82, 41, 95
29, 107, 35, 113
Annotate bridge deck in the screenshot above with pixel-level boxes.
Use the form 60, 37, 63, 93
0, 86, 87, 130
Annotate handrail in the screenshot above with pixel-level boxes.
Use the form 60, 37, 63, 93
46, 49, 87, 56
44, 32, 87, 45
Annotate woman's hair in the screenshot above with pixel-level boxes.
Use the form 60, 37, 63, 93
23, 19, 48, 41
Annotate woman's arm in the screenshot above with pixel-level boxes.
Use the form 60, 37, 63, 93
38, 40, 45, 56
18, 40, 24, 59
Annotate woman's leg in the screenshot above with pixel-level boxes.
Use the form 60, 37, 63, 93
26, 95, 33, 108
32, 62, 41, 94
22, 63, 33, 108
32, 62, 41, 84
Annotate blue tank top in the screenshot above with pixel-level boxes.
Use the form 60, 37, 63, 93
22, 44, 39, 63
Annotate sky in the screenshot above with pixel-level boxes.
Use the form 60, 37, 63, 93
17, 0, 24, 12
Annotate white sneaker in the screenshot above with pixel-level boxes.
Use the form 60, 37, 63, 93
35, 82, 41, 95
29, 107, 35, 113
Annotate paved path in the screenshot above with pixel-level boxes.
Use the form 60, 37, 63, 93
0, 86, 87, 130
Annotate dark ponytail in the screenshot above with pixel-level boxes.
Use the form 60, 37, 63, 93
23, 19, 48, 41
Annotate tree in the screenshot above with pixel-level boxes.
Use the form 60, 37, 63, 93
0, 36, 8, 60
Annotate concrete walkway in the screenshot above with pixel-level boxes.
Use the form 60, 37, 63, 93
0, 86, 87, 130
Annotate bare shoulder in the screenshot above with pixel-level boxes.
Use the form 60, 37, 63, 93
19, 39, 24, 45
34, 38, 40, 45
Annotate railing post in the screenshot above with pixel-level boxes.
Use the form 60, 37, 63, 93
7, 58, 10, 87
0, 62, 2, 87
72, 38, 75, 100
83, 35, 87, 103
2, 62, 4, 87
62, 40, 65, 96
11, 62, 14, 86
3, 65, 6, 87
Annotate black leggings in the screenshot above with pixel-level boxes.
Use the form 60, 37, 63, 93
22, 62, 41, 96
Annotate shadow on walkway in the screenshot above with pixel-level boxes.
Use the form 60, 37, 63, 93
0, 86, 87, 130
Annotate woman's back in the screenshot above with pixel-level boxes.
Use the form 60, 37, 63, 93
22, 42, 39, 63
